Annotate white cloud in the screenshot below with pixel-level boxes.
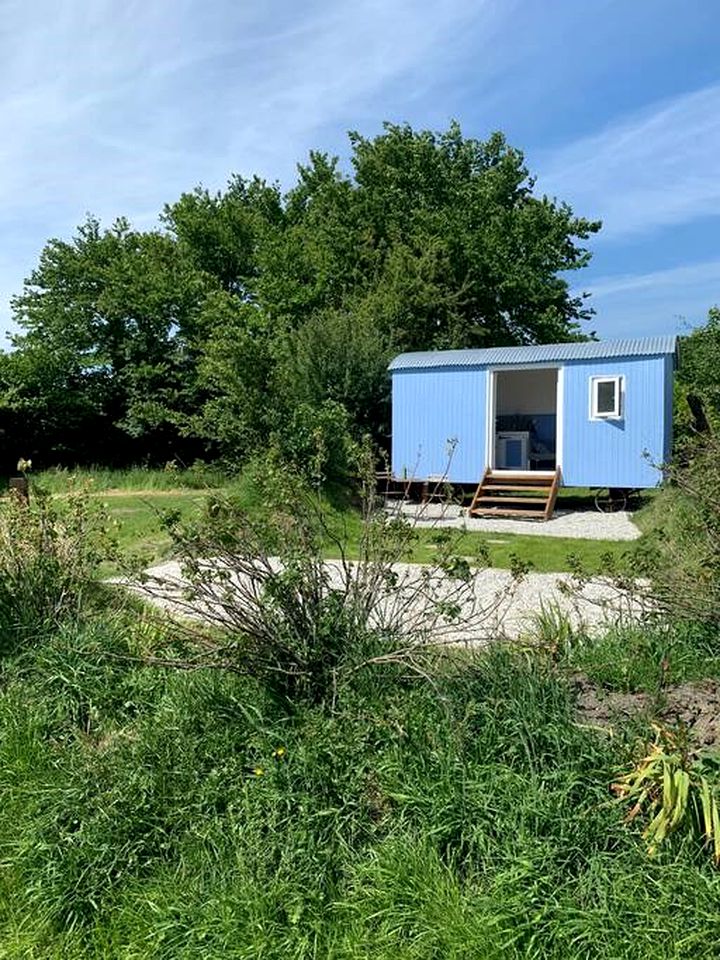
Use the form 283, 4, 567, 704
3, 2, 717, 346
0, 0, 496, 209
581, 259, 720, 337
539, 83, 720, 240
0, 0, 498, 339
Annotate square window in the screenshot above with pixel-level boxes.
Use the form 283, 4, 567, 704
590, 376, 622, 419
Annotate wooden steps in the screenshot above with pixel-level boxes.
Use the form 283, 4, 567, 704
468, 468, 561, 521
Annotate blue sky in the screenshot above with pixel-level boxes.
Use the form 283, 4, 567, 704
1, 0, 718, 342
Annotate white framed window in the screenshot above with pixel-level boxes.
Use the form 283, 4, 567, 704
590, 375, 623, 420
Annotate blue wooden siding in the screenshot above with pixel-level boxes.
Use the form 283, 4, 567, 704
391, 351, 673, 489
560, 355, 668, 488
391, 367, 486, 483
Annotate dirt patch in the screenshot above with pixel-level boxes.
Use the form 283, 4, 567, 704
572, 674, 720, 750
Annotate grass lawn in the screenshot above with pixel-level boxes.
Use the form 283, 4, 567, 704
25, 467, 639, 576
101, 491, 211, 570
410, 528, 633, 572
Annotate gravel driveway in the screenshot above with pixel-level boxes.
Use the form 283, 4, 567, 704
391, 503, 641, 541
137, 558, 644, 644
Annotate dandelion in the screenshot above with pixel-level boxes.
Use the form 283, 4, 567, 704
253, 766, 265, 777
273, 746, 287, 759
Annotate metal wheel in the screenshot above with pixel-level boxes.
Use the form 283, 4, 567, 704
594, 487, 628, 513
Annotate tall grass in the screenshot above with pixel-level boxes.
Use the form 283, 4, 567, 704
1, 466, 718, 957
31, 462, 232, 494
0, 485, 116, 654
562, 621, 720, 693
1, 625, 719, 958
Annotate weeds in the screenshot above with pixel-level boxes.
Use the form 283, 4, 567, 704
2, 457, 720, 956
532, 600, 583, 658
562, 622, 720, 694
31, 461, 230, 494
4, 636, 720, 957
637, 433, 720, 628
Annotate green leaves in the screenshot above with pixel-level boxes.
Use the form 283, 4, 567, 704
4, 217, 216, 463
1, 121, 602, 470
677, 306, 720, 443
613, 723, 720, 864
0, 481, 119, 654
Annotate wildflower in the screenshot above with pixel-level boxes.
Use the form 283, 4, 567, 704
253, 766, 265, 777
273, 746, 287, 760
16, 458, 32, 473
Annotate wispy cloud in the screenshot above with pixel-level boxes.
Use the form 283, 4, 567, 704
580, 259, 720, 337
0, 0, 499, 337
2, 2, 717, 346
539, 83, 720, 240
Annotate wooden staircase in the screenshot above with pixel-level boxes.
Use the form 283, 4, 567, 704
468, 468, 561, 521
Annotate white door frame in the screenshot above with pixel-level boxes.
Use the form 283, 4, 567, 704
485, 364, 563, 474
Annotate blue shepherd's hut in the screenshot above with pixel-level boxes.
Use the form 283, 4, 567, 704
389, 335, 678, 519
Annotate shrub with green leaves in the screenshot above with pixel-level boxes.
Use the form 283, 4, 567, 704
639, 434, 720, 627
0, 484, 116, 653
272, 398, 360, 485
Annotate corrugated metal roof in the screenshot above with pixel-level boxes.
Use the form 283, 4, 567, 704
388, 335, 678, 371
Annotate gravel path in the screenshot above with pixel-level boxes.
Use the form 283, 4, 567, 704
390, 503, 641, 541
137, 558, 643, 643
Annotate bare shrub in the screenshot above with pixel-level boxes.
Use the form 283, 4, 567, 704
131, 448, 521, 707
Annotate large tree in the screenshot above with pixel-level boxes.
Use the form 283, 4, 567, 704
256, 123, 600, 350
3, 122, 601, 467
6, 217, 216, 462
187, 124, 601, 459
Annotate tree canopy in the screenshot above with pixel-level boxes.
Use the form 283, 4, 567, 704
1, 122, 602, 469
675, 306, 720, 442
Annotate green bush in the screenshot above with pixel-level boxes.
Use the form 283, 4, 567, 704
676, 306, 720, 444
145, 451, 494, 710
272, 399, 359, 484
0, 485, 116, 653
154, 484, 399, 708
639, 435, 720, 628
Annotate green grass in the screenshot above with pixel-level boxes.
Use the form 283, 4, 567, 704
562, 620, 720, 694
100, 491, 211, 570
27, 466, 636, 575
1, 622, 719, 958
410, 528, 631, 572
102, 492, 632, 575
0, 465, 717, 957
28, 462, 231, 494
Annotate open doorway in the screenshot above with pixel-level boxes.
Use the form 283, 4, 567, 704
492, 368, 558, 471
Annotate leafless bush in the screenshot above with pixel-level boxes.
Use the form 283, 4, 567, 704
130, 447, 521, 706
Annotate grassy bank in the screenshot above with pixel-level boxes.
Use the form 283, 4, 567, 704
0, 462, 718, 958
1, 619, 719, 959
